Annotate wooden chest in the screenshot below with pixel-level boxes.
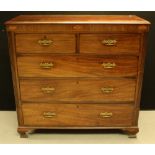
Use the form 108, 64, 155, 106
5, 15, 150, 138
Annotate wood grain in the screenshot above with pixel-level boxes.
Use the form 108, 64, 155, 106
7, 32, 24, 125
17, 55, 138, 78
20, 78, 136, 103
6, 24, 150, 33
5, 15, 150, 25
16, 34, 76, 53
22, 103, 134, 127
133, 33, 148, 126
5, 15, 150, 33
80, 34, 140, 55
5, 15, 150, 137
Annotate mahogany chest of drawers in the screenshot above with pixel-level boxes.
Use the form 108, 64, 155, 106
5, 15, 150, 138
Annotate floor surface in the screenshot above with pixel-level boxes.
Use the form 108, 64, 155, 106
0, 111, 155, 144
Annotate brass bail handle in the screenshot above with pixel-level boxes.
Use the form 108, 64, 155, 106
41, 87, 55, 94
102, 62, 116, 69
102, 39, 117, 46
40, 62, 54, 69
100, 112, 113, 118
43, 112, 56, 118
101, 87, 114, 94
38, 36, 53, 46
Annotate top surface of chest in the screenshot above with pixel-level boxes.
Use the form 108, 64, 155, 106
5, 15, 150, 33
5, 15, 150, 24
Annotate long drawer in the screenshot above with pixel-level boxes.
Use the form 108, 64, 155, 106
20, 78, 136, 103
15, 34, 76, 53
80, 34, 140, 55
17, 55, 138, 78
22, 103, 134, 127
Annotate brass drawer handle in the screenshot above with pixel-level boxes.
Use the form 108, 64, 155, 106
102, 39, 117, 46
41, 87, 55, 94
100, 112, 113, 118
40, 62, 54, 69
43, 112, 56, 118
102, 62, 116, 69
38, 39, 53, 46
101, 87, 114, 93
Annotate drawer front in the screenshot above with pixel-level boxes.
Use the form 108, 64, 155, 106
15, 34, 76, 53
80, 34, 140, 55
20, 79, 136, 103
22, 103, 133, 127
17, 55, 138, 77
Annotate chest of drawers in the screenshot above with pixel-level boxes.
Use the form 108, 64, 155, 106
5, 15, 150, 138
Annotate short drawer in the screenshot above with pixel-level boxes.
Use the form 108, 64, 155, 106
17, 55, 138, 77
22, 103, 134, 127
20, 78, 136, 103
15, 34, 76, 53
80, 34, 140, 55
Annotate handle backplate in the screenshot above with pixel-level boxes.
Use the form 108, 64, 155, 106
102, 62, 116, 69
100, 112, 113, 118
101, 87, 114, 94
41, 87, 55, 94
38, 39, 53, 46
40, 62, 54, 69
102, 39, 117, 46
43, 112, 56, 118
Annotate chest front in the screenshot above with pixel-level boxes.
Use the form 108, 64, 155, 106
5, 15, 150, 138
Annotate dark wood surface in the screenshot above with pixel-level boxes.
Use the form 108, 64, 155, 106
5, 15, 150, 138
